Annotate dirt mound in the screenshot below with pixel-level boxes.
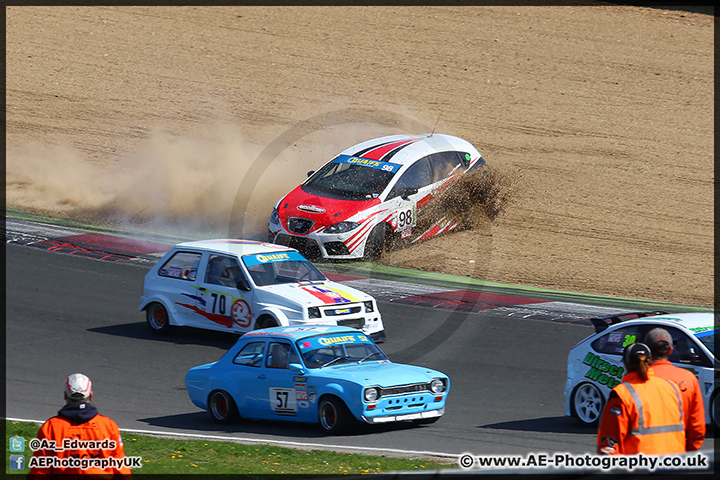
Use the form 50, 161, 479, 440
5, 5, 713, 306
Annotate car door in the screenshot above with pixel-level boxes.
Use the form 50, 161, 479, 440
227, 340, 266, 418
384, 157, 434, 239
252, 341, 313, 421
155, 249, 204, 327
195, 254, 256, 333
664, 326, 715, 408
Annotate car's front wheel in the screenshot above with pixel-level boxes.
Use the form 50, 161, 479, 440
363, 224, 387, 261
571, 382, 604, 426
711, 392, 720, 430
318, 396, 352, 434
255, 315, 278, 330
146, 302, 172, 334
208, 390, 239, 424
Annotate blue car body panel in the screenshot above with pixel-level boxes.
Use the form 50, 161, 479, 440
186, 325, 449, 428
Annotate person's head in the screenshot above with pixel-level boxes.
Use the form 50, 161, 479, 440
64, 373, 93, 404
643, 327, 673, 361
623, 343, 652, 381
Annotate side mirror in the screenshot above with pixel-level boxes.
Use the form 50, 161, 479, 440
288, 363, 306, 374
236, 279, 251, 291
679, 354, 703, 366
307, 170, 315, 177
401, 187, 418, 200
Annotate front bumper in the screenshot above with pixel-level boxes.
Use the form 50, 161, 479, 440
362, 407, 444, 424
268, 228, 365, 260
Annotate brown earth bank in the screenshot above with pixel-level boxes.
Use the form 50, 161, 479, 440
5, 4, 714, 307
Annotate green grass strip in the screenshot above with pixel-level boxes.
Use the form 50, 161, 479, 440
5, 420, 455, 476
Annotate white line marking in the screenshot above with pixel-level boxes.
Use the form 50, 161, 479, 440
5, 417, 458, 460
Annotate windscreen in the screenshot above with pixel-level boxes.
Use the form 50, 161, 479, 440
303, 155, 401, 200
296, 332, 388, 369
242, 251, 326, 286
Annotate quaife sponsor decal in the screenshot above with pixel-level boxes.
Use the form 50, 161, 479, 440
583, 352, 624, 389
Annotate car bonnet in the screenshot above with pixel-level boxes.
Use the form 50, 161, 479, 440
313, 360, 445, 388
277, 185, 381, 232
256, 280, 369, 306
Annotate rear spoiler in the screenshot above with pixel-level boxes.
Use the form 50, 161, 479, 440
590, 311, 669, 334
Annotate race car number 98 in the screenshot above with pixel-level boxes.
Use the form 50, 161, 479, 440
396, 206, 416, 230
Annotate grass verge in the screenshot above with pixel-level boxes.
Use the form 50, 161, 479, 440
5, 420, 456, 476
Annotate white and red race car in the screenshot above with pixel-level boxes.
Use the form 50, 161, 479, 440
139, 240, 385, 341
267, 133, 486, 260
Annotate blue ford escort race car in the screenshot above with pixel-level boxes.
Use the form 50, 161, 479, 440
185, 325, 449, 434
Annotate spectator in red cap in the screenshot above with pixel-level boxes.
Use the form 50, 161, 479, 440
28, 373, 132, 478
644, 327, 706, 451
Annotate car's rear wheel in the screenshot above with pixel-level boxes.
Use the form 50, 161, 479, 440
318, 396, 352, 434
146, 302, 172, 334
571, 382, 604, 426
711, 392, 719, 430
363, 224, 387, 261
255, 315, 278, 330
208, 390, 239, 424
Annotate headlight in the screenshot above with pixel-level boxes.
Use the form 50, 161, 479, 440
308, 307, 321, 319
364, 387, 379, 402
363, 301, 374, 313
269, 207, 279, 225
323, 222, 360, 234
430, 378, 446, 393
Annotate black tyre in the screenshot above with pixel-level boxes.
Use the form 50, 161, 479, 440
711, 392, 719, 430
571, 382, 604, 426
146, 302, 172, 334
208, 390, 239, 424
254, 315, 278, 330
318, 396, 352, 434
363, 224, 387, 261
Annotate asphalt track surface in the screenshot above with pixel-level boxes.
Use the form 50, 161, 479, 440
5, 229, 716, 465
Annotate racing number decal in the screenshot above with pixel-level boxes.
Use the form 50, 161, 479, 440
231, 299, 252, 328
622, 334, 636, 347
396, 205, 417, 230
270, 388, 297, 415
209, 292, 227, 315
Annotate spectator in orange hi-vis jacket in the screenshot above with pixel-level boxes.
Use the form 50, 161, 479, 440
597, 343, 685, 455
644, 327, 706, 451
27, 373, 132, 479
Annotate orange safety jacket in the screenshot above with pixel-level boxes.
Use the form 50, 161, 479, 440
28, 402, 131, 478
597, 368, 685, 455
651, 360, 706, 451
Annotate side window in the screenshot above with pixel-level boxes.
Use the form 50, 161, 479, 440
387, 158, 433, 199
666, 327, 713, 367
205, 254, 245, 288
158, 252, 201, 281
429, 152, 464, 183
233, 342, 265, 367
591, 326, 642, 355
266, 342, 299, 369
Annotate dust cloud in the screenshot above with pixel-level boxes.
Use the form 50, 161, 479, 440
6, 116, 514, 244
5, 124, 313, 239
